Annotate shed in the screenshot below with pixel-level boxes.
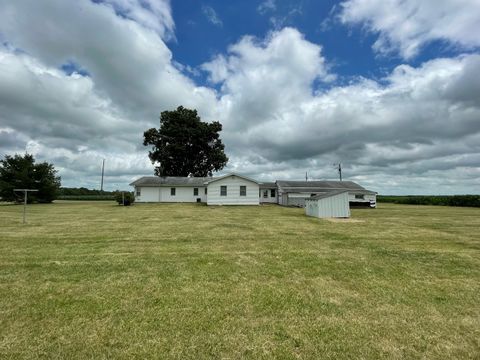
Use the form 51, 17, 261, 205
305, 190, 350, 218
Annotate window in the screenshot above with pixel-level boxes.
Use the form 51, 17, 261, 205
136, 189, 141, 197
205, 188, 207, 195
270, 189, 276, 197
220, 186, 227, 196
171, 187, 176, 196
263, 190, 268, 198
355, 194, 364, 199
194, 188, 198, 196
240, 186, 246, 196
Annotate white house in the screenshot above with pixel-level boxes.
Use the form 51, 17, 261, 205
259, 182, 277, 204
131, 173, 260, 206
130, 173, 376, 207
130, 176, 208, 203
305, 190, 351, 218
205, 174, 259, 205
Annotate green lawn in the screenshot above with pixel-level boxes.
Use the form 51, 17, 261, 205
0, 202, 479, 359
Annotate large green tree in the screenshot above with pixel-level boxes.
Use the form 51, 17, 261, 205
0, 153, 61, 203
143, 106, 228, 177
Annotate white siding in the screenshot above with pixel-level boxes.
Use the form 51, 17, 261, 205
305, 192, 350, 218
135, 186, 206, 203
135, 187, 159, 202
259, 188, 277, 204
159, 186, 206, 203
207, 175, 259, 205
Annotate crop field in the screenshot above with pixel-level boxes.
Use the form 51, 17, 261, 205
0, 201, 479, 359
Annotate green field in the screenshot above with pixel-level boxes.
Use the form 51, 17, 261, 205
0, 202, 479, 359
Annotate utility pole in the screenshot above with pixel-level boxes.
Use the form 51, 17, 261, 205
333, 163, 342, 181
305, 172, 308, 181
100, 158, 105, 192
13, 189, 38, 224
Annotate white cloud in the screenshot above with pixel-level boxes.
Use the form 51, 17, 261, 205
202, 28, 333, 130
258, 0, 276, 14
202, 29, 480, 193
97, 0, 175, 39
0, 0, 217, 189
339, 0, 480, 58
202, 5, 223, 27
0, 1, 478, 194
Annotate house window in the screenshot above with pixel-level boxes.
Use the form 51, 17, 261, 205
355, 194, 364, 199
220, 186, 227, 196
205, 188, 207, 195
194, 188, 198, 196
270, 189, 276, 197
136, 189, 141, 197
171, 188, 176, 196
263, 190, 268, 198
240, 186, 246, 196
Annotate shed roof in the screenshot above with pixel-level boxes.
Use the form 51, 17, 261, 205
276, 180, 376, 194
306, 190, 349, 201
130, 176, 212, 187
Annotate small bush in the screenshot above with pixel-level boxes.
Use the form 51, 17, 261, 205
114, 192, 135, 206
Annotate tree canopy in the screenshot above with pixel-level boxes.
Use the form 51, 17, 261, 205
0, 153, 61, 203
143, 106, 228, 177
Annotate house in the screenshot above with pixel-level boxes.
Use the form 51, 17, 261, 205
276, 180, 377, 208
305, 190, 351, 218
130, 173, 376, 207
205, 173, 260, 205
259, 182, 277, 204
130, 176, 209, 203
131, 173, 260, 205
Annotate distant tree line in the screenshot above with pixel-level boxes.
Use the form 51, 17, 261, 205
378, 195, 480, 208
58, 188, 117, 200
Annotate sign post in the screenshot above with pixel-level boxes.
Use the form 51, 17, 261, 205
13, 189, 38, 224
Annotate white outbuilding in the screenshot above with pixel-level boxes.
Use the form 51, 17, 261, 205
305, 190, 350, 218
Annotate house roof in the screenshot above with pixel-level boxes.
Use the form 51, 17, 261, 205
259, 182, 276, 188
306, 190, 349, 201
130, 176, 212, 187
276, 180, 376, 195
204, 172, 260, 185
130, 175, 376, 194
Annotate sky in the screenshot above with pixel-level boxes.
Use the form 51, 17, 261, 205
0, 0, 479, 195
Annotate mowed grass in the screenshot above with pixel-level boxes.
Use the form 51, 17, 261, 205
0, 202, 479, 359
